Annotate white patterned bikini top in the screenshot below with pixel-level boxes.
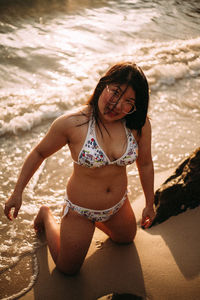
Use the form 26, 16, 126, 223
73, 118, 138, 168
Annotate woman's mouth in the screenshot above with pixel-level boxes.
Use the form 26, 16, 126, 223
104, 105, 118, 117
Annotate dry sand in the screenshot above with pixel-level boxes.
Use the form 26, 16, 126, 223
4, 169, 200, 300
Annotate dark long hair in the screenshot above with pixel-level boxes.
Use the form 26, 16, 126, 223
87, 62, 149, 136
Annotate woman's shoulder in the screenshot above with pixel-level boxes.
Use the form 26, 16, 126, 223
54, 105, 92, 128
130, 117, 151, 144
143, 117, 152, 132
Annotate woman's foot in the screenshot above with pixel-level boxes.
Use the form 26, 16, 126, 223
34, 206, 50, 233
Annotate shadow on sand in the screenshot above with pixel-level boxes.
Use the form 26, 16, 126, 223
32, 237, 146, 300
149, 207, 200, 279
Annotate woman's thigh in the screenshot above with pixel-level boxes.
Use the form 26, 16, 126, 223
57, 209, 95, 274
96, 197, 137, 244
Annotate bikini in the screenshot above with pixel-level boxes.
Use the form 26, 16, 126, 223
63, 118, 138, 222
63, 191, 128, 223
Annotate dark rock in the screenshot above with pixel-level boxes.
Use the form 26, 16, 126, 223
111, 294, 144, 299
153, 147, 200, 224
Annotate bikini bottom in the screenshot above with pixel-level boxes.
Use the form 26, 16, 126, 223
63, 191, 127, 223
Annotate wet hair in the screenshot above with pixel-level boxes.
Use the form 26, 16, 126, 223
87, 62, 149, 136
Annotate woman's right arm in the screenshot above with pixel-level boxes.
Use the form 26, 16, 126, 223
4, 115, 69, 220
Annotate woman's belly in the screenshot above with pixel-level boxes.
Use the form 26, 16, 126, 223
66, 164, 128, 210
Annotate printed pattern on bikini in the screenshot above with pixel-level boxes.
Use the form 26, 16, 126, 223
78, 119, 138, 168
63, 192, 127, 222
79, 137, 106, 167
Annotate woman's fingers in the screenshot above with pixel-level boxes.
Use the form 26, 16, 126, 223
4, 203, 13, 220
141, 216, 152, 229
141, 206, 156, 229
13, 206, 19, 218
4, 197, 22, 220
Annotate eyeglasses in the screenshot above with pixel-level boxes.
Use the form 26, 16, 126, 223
106, 85, 136, 115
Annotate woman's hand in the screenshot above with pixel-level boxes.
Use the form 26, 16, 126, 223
4, 193, 22, 220
141, 205, 156, 229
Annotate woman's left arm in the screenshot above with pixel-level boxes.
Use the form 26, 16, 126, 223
136, 118, 155, 228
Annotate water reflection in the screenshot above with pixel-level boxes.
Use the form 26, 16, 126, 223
0, 0, 108, 18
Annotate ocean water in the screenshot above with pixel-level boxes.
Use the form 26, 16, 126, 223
0, 0, 200, 298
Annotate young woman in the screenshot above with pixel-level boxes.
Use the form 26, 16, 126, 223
4, 62, 155, 275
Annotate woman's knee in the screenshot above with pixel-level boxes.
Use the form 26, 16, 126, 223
111, 225, 137, 244
56, 255, 83, 275
111, 235, 135, 244
56, 239, 89, 275
56, 262, 81, 275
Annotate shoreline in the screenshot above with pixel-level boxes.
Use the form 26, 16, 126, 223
1, 169, 200, 300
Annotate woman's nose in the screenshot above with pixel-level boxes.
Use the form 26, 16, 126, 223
115, 98, 123, 111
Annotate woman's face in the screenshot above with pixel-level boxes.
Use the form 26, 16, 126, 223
98, 83, 136, 122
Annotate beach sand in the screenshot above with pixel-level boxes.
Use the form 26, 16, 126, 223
3, 169, 200, 300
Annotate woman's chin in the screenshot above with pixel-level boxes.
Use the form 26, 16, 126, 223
104, 111, 124, 121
